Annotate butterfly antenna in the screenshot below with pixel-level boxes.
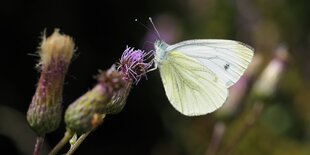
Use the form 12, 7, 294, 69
149, 17, 161, 39
135, 18, 160, 40
135, 19, 152, 33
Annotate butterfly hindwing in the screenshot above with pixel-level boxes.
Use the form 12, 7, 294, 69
159, 51, 228, 116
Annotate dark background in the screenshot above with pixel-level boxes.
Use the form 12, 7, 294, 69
0, 0, 180, 154
1, 0, 310, 155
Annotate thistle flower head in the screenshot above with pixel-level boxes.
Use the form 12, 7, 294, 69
118, 46, 153, 84
27, 29, 75, 135
65, 46, 152, 134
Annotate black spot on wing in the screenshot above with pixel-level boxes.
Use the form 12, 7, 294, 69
224, 64, 230, 70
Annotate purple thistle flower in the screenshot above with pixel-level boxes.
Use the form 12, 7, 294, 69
118, 46, 153, 84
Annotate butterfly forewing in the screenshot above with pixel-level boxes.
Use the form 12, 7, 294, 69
167, 39, 254, 88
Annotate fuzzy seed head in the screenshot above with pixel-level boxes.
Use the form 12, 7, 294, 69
39, 29, 74, 70
27, 29, 75, 135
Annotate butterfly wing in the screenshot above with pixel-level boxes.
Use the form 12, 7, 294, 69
167, 39, 254, 87
159, 51, 228, 116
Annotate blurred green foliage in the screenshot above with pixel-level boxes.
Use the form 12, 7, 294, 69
149, 0, 310, 155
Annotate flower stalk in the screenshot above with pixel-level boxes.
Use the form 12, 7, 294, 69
33, 136, 45, 155
48, 130, 73, 155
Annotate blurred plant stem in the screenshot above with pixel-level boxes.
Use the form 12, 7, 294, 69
221, 102, 264, 155
33, 136, 45, 155
66, 130, 92, 155
205, 103, 264, 155
49, 131, 73, 155
205, 122, 226, 155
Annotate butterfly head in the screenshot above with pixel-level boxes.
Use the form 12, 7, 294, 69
154, 40, 169, 64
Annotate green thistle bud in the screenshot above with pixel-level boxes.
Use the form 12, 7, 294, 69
64, 66, 126, 135
27, 29, 75, 135
102, 82, 132, 114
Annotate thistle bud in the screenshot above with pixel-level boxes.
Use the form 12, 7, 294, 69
253, 45, 288, 99
27, 29, 75, 135
100, 80, 132, 114
64, 66, 126, 135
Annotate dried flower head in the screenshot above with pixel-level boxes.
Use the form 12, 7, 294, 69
27, 29, 75, 135
117, 46, 153, 84
27, 29, 74, 135
38, 29, 75, 70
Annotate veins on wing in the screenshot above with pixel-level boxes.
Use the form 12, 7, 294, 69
168, 60, 221, 112
170, 54, 219, 84
168, 62, 199, 113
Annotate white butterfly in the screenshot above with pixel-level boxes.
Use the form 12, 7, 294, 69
153, 39, 254, 116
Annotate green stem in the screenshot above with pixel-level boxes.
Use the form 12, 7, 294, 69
66, 131, 92, 155
221, 102, 264, 155
33, 135, 45, 155
65, 114, 105, 155
49, 131, 73, 155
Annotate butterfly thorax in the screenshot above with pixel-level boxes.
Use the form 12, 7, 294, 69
154, 40, 169, 67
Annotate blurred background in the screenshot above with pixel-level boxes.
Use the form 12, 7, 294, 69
0, 0, 309, 154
